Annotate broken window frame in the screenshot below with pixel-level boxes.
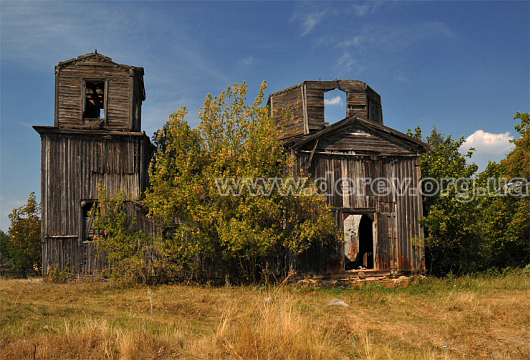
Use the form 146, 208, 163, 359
82, 79, 108, 124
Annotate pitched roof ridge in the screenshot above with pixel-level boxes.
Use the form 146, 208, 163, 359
288, 115, 428, 151
57, 51, 144, 72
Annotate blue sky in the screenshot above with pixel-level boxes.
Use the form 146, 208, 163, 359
0, 1, 528, 231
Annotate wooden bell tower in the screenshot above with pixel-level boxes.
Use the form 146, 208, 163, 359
34, 52, 153, 276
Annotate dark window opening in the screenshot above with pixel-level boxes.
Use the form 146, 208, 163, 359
84, 80, 105, 120
324, 89, 346, 125
81, 200, 98, 241
344, 213, 374, 270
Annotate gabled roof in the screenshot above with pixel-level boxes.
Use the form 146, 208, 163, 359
56, 51, 144, 74
285, 115, 429, 153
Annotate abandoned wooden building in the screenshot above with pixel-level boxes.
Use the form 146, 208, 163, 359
268, 81, 428, 275
34, 52, 427, 278
34, 52, 153, 275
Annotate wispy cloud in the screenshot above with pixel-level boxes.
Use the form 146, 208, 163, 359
0, 2, 232, 135
351, 2, 381, 17
0, 2, 228, 80
324, 96, 343, 106
237, 56, 255, 67
300, 10, 327, 36
295, 2, 381, 37
339, 22, 455, 52
335, 22, 455, 75
337, 52, 366, 75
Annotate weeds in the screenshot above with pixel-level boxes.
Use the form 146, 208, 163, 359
0, 272, 528, 359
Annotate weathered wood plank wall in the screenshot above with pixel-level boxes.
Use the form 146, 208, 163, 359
37, 131, 153, 275
268, 80, 384, 140
55, 55, 144, 131
293, 147, 424, 273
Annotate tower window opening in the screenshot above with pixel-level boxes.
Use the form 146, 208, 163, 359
84, 80, 106, 120
324, 89, 346, 125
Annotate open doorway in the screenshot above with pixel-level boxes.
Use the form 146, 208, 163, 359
343, 213, 374, 270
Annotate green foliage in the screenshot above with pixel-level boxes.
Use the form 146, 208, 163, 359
414, 113, 530, 276
91, 186, 164, 286
477, 112, 530, 269
414, 127, 480, 275
47, 263, 73, 283
0, 230, 10, 263
144, 82, 337, 283
6, 192, 41, 275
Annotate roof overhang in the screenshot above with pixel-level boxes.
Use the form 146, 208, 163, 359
286, 115, 429, 152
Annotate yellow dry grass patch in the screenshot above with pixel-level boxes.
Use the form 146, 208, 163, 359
0, 273, 528, 359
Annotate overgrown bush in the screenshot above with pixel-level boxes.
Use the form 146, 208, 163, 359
47, 264, 73, 283
93, 82, 338, 285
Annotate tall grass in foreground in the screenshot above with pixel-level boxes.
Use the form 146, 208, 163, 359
0, 270, 529, 359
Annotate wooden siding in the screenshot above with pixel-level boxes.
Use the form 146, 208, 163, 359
37, 130, 153, 275
42, 237, 108, 275
269, 84, 306, 138
305, 87, 325, 131
40, 132, 151, 236
269, 80, 384, 141
293, 149, 424, 273
56, 56, 144, 131
313, 127, 413, 155
41, 201, 155, 275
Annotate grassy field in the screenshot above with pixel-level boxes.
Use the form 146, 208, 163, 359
0, 271, 529, 360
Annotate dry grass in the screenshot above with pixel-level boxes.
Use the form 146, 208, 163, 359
0, 272, 529, 359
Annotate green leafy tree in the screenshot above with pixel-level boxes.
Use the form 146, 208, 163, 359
503, 112, 530, 180
144, 82, 337, 283
478, 112, 529, 269
7, 192, 41, 275
409, 127, 480, 275
411, 113, 529, 275
0, 230, 11, 267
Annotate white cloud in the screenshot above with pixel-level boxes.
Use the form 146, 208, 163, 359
461, 130, 514, 155
324, 96, 343, 106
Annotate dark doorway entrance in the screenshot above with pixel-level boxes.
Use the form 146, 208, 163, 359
344, 213, 374, 270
